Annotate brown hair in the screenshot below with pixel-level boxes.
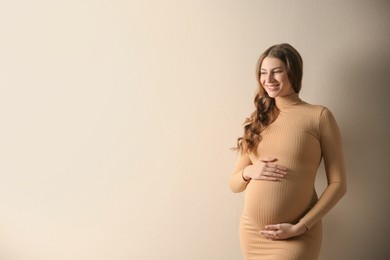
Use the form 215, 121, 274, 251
236, 43, 303, 154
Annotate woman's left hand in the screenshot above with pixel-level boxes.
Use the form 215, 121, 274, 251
259, 222, 308, 240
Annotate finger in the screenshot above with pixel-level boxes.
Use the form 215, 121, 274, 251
263, 171, 286, 178
266, 164, 288, 173
259, 230, 273, 236
259, 231, 280, 240
259, 232, 271, 239
259, 176, 281, 181
254, 174, 271, 180
275, 230, 283, 235
264, 224, 279, 230
262, 171, 287, 178
260, 157, 277, 163
262, 170, 286, 179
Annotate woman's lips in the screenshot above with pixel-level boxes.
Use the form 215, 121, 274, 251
266, 84, 279, 90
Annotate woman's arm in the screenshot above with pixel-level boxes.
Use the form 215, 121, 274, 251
259, 107, 347, 240
298, 107, 347, 229
229, 151, 252, 193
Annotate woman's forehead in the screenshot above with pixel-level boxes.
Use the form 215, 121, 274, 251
261, 57, 286, 69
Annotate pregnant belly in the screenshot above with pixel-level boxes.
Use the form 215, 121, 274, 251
243, 179, 314, 228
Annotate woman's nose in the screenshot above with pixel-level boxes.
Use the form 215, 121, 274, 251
266, 72, 274, 82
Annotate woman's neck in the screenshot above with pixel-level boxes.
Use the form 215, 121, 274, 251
274, 92, 302, 109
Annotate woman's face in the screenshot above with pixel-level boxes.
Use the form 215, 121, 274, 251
260, 56, 295, 98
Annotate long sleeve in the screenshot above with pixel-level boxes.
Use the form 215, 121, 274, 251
299, 107, 347, 229
229, 151, 252, 193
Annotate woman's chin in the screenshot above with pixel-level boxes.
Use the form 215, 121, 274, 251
266, 91, 279, 98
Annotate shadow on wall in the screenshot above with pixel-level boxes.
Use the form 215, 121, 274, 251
327, 48, 390, 260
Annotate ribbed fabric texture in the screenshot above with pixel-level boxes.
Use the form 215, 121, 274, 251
229, 93, 346, 260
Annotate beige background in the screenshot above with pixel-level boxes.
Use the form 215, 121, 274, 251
0, 0, 389, 259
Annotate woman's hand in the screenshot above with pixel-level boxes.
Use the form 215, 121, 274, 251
243, 157, 287, 181
259, 222, 308, 240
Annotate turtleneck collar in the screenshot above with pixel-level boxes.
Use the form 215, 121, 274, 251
274, 92, 302, 109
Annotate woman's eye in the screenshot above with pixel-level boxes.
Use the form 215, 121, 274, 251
260, 72, 267, 75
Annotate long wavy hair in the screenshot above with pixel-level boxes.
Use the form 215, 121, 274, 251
235, 43, 303, 154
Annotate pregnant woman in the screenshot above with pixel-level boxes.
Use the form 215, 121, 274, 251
229, 43, 346, 260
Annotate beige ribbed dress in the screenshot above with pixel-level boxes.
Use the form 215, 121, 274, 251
229, 93, 346, 260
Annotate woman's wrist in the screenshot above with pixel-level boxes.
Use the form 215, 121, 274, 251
242, 168, 250, 182
294, 222, 308, 236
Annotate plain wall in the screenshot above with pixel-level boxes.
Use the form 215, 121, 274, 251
0, 0, 389, 259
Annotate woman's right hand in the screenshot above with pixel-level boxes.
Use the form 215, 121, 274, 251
243, 157, 287, 181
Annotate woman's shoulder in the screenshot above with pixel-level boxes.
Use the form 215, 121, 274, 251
298, 101, 339, 130
298, 100, 328, 114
